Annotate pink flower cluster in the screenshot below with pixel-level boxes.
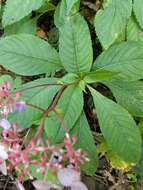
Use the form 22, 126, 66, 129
0, 81, 26, 130
0, 127, 88, 189
0, 81, 25, 115
0, 124, 88, 179
0, 81, 88, 189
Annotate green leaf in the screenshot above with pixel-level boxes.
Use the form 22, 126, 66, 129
84, 70, 119, 84
133, 0, 143, 29
30, 165, 43, 180
9, 78, 60, 128
37, 2, 55, 13
138, 121, 143, 140
71, 112, 98, 175
93, 41, 143, 81
59, 14, 93, 73
59, 73, 79, 84
97, 139, 134, 171
54, 0, 67, 28
0, 75, 13, 83
45, 84, 83, 143
104, 80, 143, 117
2, 0, 43, 26
134, 146, 143, 177
54, 0, 80, 27
66, 0, 79, 14
90, 87, 141, 164
107, 152, 134, 170
127, 16, 143, 42
4, 16, 37, 36
94, 0, 132, 49
0, 34, 62, 76
0, 3, 1, 15
30, 165, 58, 182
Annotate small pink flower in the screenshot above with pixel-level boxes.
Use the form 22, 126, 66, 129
0, 118, 11, 130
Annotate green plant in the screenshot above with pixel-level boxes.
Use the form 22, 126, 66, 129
0, 0, 143, 189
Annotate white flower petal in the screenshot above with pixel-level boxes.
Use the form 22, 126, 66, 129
71, 181, 88, 190
33, 180, 62, 190
0, 161, 7, 175
57, 168, 80, 187
0, 145, 8, 160
0, 146, 8, 160
0, 119, 11, 130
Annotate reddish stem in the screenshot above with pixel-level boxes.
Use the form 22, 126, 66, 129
45, 85, 67, 116
34, 85, 67, 142
34, 116, 46, 142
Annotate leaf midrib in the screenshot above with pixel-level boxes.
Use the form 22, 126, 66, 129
0, 49, 58, 64
70, 22, 80, 73
96, 58, 143, 71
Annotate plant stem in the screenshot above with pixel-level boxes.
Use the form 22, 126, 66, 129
34, 85, 67, 142
34, 116, 46, 141
45, 85, 67, 116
